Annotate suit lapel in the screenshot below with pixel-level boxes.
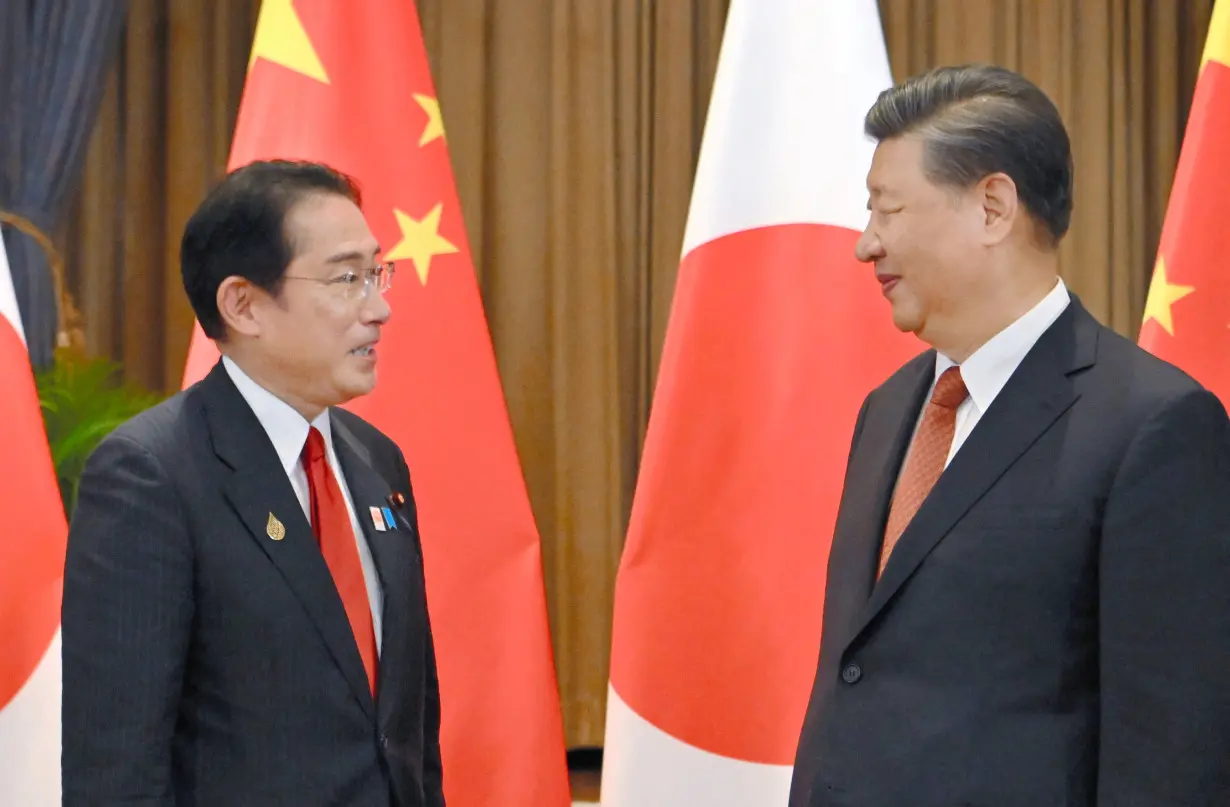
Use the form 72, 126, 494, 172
851, 302, 1095, 640
330, 416, 418, 731
834, 354, 935, 612
199, 363, 376, 719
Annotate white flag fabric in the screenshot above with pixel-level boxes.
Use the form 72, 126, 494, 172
0, 233, 68, 805
601, 2, 907, 804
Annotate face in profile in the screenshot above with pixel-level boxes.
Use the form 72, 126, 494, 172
253, 192, 392, 412
854, 135, 991, 344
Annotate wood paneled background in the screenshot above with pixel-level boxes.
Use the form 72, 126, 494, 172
55, 0, 1214, 748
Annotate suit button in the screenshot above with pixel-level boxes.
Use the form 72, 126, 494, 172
841, 663, 862, 684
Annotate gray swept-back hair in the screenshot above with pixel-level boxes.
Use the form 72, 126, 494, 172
865, 64, 1073, 246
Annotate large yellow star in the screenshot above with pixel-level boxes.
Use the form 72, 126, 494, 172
1142, 256, 1195, 336
1203, 0, 1230, 71
386, 204, 459, 284
414, 94, 445, 146
248, 0, 329, 83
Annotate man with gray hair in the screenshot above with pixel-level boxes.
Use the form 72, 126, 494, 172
788, 64, 1230, 806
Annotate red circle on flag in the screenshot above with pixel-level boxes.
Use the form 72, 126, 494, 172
608, 223, 923, 764
0, 319, 67, 709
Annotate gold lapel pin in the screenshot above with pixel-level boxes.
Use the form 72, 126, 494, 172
266, 512, 286, 541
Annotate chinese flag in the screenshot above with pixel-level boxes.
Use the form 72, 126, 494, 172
601, 1, 922, 804
0, 235, 67, 805
1138, 0, 1230, 403
180, 2, 570, 805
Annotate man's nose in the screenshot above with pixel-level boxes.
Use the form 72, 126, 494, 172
854, 228, 882, 263
361, 289, 392, 324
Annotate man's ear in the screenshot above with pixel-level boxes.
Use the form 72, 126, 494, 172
216, 276, 263, 338
978, 171, 1019, 245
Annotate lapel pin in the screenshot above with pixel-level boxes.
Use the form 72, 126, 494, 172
369, 506, 387, 532
381, 506, 397, 531
266, 512, 286, 541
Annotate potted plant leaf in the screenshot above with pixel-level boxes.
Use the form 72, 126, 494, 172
34, 347, 166, 518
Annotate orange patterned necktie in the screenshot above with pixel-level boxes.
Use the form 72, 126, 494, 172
302, 427, 379, 694
878, 366, 969, 575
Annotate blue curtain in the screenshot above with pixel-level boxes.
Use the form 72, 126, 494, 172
0, 1, 129, 366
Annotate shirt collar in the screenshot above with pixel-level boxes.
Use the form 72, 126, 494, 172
221, 355, 332, 476
935, 277, 1071, 411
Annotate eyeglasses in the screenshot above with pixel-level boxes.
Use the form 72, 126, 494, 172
283, 262, 396, 302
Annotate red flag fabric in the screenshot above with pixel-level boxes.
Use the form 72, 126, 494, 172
1138, 0, 1230, 404
180, 2, 570, 804
0, 234, 68, 804
601, 1, 922, 804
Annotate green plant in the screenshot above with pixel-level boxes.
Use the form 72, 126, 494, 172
34, 348, 165, 517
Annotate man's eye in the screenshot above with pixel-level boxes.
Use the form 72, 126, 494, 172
334, 272, 361, 285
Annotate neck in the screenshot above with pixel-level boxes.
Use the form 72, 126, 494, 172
221, 349, 326, 423
928, 254, 1059, 364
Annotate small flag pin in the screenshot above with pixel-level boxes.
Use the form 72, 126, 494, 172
266, 512, 286, 541
369, 506, 387, 532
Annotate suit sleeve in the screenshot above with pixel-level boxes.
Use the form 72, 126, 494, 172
421, 578, 445, 807
1098, 386, 1230, 805
61, 432, 193, 807
397, 451, 445, 807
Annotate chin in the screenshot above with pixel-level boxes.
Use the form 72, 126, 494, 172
886, 295, 923, 333
340, 375, 377, 401
890, 310, 920, 334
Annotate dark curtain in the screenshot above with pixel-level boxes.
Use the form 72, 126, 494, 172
0, 1, 129, 367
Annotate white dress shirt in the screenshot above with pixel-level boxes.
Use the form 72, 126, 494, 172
223, 356, 383, 654
917, 277, 1071, 468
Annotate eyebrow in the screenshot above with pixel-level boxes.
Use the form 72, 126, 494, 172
325, 247, 381, 264
866, 186, 898, 207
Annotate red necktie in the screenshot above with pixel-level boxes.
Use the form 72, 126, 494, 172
878, 366, 969, 575
302, 427, 378, 695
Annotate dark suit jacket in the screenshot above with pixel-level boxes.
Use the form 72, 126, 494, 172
789, 297, 1230, 807
62, 362, 444, 807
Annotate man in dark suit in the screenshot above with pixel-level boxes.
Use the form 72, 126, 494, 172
61, 160, 444, 807
788, 64, 1230, 806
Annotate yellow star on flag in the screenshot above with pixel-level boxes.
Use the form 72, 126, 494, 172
249, 0, 329, 83
1202, 0, 1229, 71
1142, 256, 1195, 336
386, 204, 459, 284
414, 94, 445, 146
